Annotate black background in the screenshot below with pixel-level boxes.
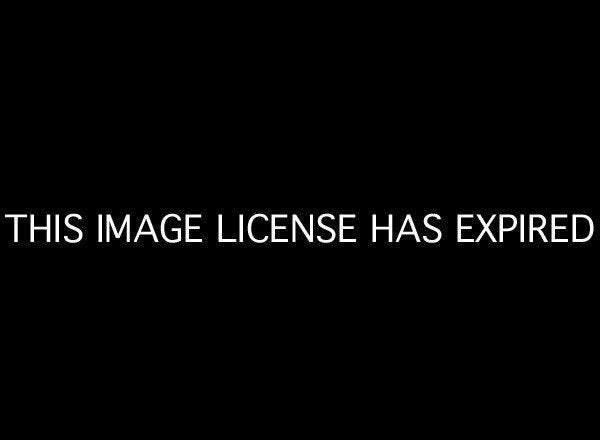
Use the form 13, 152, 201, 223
1, 6, 597, 434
